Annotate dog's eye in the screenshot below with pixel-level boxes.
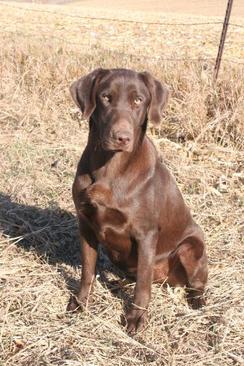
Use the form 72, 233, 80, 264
102, 94, 111, 103
134, 96, 143, 105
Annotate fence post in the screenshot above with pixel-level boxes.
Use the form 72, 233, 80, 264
213, 0, 234, 81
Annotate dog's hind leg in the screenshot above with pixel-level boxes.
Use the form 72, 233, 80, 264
177, 237, 208, 309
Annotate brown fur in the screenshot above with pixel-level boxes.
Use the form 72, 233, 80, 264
67, 68, 208, 334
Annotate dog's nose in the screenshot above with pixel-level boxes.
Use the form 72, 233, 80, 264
114, 131, 131, 145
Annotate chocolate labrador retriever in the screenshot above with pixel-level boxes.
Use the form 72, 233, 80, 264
67, 68, 208, 334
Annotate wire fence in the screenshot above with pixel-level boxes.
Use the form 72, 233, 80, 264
0, 1, 244, 67
1, 29, 218, 64
1, 2, 244, 28
0, 3, 227, 25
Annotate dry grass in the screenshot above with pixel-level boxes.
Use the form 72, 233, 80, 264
0, 2, 244, 365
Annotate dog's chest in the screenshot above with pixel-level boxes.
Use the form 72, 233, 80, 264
81, 183, 131, 249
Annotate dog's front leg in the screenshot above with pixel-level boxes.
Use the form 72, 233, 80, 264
67, 218, 98, 312
125, 230, 157, 335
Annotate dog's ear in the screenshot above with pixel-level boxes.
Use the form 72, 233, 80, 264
70, 68, 109, 119
139, 72, 169, 126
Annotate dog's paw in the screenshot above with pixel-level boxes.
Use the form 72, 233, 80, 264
86, 183, 112, 206
190, 295, 206, 309
66, 295, 82, 312
122, 308, 148, 335
187, 290, 206, 309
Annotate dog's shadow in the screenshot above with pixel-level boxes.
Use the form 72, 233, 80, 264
0, 192, 132, 305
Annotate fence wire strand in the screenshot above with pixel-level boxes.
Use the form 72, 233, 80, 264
0, 2, 239, 27
0, 2, 244, 29
229, 22, 244, 28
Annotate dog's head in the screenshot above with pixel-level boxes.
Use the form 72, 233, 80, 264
70, 68, 169, 152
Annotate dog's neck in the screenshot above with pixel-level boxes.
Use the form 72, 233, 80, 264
87, 126, 155, 183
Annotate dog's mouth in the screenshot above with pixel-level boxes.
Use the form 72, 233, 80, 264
101, 140, 133, 153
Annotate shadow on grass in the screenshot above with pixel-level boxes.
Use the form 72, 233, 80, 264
0, 192, 132, 304
0, 192, 81, 266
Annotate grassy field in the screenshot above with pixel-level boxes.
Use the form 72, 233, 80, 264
0, 2, 244, 365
